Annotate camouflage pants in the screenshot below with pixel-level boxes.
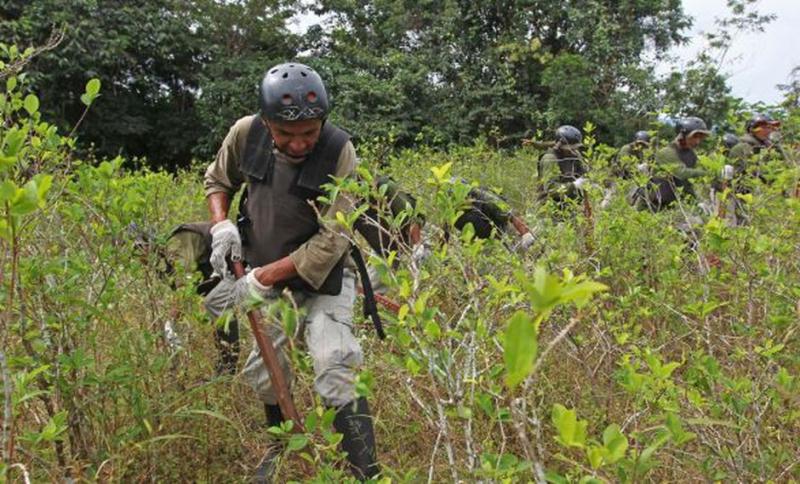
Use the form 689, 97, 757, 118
204, 270, 363, 407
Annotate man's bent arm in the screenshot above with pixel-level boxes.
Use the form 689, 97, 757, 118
510, 215, 530, 236
253, 257, 298, 287
208, 192, 232, 224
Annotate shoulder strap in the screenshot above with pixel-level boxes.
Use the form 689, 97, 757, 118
240, 115, 276, 183
292, 122, 351, 200
240, 117, 350, 198
350, 245, 386, 340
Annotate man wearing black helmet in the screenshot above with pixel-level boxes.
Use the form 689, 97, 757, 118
603, 131, 652, 208
613, 131, 652, 180
203, 63, 379, 481
722, 133, 739, 156
640, 117, 732, 211
537, 125, 589, 206
729, 113, 783, 178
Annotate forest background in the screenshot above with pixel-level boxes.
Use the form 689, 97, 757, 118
1, 0, 799, 482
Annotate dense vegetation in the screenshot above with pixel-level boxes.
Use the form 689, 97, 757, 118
0, 0, 785, 169
2, 38, 799, 481
1, 0, 800, 482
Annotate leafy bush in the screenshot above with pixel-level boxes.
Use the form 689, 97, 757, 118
2, 47, 799, 483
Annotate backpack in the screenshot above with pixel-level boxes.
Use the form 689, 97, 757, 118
165, 222, 221, 295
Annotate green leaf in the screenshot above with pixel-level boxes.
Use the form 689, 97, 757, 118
287, 433, 308, 452
476, 392, 494, 417
424, 320, 441, 339
11, 182, 38, 216
560, 280, 608, 308
405, 356, 421, 375
521, 266, 563, 321
0, 219, 9, 242
86, 78, 101, 96
38, 411, 67, 442
0, 181, 17, 202
304, 411, 318, 433
544, 470, 569, 484
23, 94, 39, 115
397, 304, 409, 320
324, 429, 343, 446
429, 162, 452, 183
34, 174, 52, 203
335, 210, 349, 228
503, 311, 537, 389
639, 431, 670, 464
551, 404, 587, 448
321, 407, 337, 428
0, 155, 15, 170
665, 413, 696, 445
3, 127, 26, 158
602, 424, 628, 463
587, 445, 604, 469
81, 78, 102, 106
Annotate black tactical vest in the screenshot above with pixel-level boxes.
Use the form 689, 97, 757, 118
238, 116, 351, 295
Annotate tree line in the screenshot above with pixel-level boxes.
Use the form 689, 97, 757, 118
0, 0, 783, 169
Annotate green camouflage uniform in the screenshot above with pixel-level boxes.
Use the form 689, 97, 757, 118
640, 138, 706, 211
613, 142, 647, 179
537, 146, 587, 203
728, 133, 785, 184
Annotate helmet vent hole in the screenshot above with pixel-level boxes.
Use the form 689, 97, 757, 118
282, 72, 289, 79
270, 69, 278, 74
306, 91, 317, 102
289, 64, 295, 68
281, 94, 293, 105
301, 71, 307, 77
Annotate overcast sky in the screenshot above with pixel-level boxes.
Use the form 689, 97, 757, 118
664, 0, 800, 105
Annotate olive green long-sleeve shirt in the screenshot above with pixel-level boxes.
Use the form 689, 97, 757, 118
728, 133, 787, 170
204, 115, 357, 290
653, 138, 706, 182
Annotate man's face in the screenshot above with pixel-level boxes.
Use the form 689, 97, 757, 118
752, 123, 778, 142
265, 118, 323, 157
684, 132, 707, 149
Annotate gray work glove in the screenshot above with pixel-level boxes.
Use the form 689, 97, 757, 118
518, 232, 536, 252
210, 220, 242, 277
572, 177, 588, 190
411, 243, 430, 265
163, 320, 183, 352
721, 164, 735, 181
231, 271, 277, 308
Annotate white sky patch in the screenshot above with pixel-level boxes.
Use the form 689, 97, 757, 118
664, 0, 800, 104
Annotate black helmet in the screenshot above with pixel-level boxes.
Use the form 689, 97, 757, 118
676, 117, 710, 137
745, 113, 780, 132
633, 130, 651, 144
259, 63, 329, 122
722, 133, 739, 149
555, 125, 582, 147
